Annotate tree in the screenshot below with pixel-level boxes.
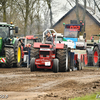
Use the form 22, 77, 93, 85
76, 0, 80, 24
15, 0, 37, 36
0, 0, 7, 22
46, 0, 53, 27
93, 0, 100, 12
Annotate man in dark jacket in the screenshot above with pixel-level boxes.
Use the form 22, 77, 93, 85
46, 32, 53, 42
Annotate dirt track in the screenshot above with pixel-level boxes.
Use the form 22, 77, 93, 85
0, 67, 100, 100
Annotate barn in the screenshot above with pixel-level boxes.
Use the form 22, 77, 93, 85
53, 4, 100, 40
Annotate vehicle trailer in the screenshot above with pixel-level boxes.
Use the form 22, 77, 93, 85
61, 22, 87, 68
62, 23, 86, 50
30, 29, 81, 73
0, 22, 21, 67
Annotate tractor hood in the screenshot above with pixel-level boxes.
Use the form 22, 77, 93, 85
34, 42, 53, 48
34, 42, 65, 49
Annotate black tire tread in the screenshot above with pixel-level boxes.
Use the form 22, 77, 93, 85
5, 48, 15, 67
30, 47, 39, 60
56, 47, 68, 72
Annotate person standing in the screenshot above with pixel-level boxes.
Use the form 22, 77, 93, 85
23, 44, 30, 68
21, 39, 25, 48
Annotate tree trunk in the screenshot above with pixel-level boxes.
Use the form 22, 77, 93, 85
46, 0, 53, 28
93, 0, 100, 12
24, 0, 29, 36
10, 0, 12, 22
49, 4, 53, 28
2, 0, 6, 22
76, 0, 79, 24
82, 0, 86, 34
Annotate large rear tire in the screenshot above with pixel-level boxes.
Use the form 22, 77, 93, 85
30, 47, 39, 60
57, 45, 69, 72
93, 46, 99, 66
30, 58, 36, 72
53, 59, 59, 73
5, 48, 15, 67
86, 49, 93, 66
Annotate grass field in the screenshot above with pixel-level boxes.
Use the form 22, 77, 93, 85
70, 92, 100, 100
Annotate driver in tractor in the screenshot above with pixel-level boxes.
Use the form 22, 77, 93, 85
46, 31, 53, 42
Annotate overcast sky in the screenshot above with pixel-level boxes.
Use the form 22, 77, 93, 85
52, 0, 100, 24
52, 0, 73, 24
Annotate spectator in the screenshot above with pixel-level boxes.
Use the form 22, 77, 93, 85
23, 43, 30, 68
21, 39, 25, 48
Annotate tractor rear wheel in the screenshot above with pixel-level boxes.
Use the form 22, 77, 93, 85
93, 46, 100, 66
30, 58, 36, 72
5, 48, 15, 67
15, 42, 22, 67
57, 45, 69, 72
86, 49, 93, 66
53, 59, 59, 73
30, 47, 39, 60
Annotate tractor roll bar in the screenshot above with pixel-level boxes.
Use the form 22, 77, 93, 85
42, 29, 58, 46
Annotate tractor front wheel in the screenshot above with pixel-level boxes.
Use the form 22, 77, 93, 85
57, 45, 69, 72
30, 58, 36, 72
53, 59, 59, 73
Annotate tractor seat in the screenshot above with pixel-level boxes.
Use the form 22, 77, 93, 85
45, 41, 52, 44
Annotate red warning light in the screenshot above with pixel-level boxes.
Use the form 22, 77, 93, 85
82, 23, 84, 25
80, 21, 82, 23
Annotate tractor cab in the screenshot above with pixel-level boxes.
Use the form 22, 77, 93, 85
0, 27, 8, 38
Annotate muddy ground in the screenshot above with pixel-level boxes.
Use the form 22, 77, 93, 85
0, 67, 100, 100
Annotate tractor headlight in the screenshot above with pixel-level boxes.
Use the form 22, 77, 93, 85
46, 55, 49, 57
40, 55, 43, 57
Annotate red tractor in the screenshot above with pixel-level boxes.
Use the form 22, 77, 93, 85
20, 35, 41, 63
30, 29, 80, 73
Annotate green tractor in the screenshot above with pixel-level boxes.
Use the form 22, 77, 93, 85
0, 22, 22, 67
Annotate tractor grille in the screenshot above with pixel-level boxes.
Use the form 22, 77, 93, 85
40, 45, 50, 48
40, 51, 49, 57
87, 43, 94, 46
